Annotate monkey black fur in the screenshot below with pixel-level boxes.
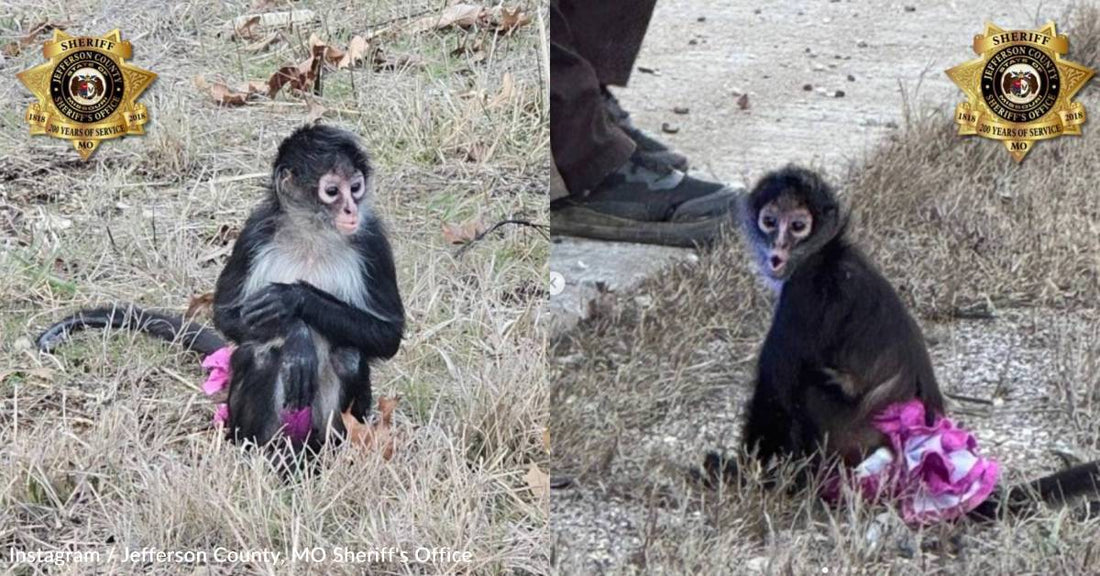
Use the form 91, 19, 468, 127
37, 125, 404, 452
701, 165, 1100, 521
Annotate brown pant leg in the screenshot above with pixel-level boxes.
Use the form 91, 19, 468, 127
558, 0, 657, 86
551, 1, 634, 194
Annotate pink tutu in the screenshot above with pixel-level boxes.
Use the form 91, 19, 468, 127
822, 399, 999, 525
200, 346, 312, 443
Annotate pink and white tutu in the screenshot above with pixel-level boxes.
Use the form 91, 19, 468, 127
822, 399, 1000, 525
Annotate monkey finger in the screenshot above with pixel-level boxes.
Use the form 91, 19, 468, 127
281, 353, 316, 408
243, 289, 285, 316
244, 302, 284, 327
243, 293, 277, 313
242, 291, 275, 311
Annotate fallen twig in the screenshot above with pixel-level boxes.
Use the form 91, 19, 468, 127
454, 218, 548, 256
945, 392, 994, 406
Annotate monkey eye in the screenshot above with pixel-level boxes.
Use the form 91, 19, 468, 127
760, 215, 777, 231
321, 186, 339, 202
350, 182, 363, 197
791, 221, 806, 233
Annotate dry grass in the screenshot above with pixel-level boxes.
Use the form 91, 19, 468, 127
551, 5, 1100, 574
0, 1, 548, 574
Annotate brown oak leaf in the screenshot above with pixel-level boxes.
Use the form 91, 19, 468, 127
341, 396, 399, 460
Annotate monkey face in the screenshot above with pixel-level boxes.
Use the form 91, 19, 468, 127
743, 166, 842, 285
271, 125, 375, 235
317, 169, 367, 235
755, 195, 813, 279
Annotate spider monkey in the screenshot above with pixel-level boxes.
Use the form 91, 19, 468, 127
699, 165, 1100, 520
36, 125, 405, 450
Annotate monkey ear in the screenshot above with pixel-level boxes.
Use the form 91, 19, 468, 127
273, 168, 294, 196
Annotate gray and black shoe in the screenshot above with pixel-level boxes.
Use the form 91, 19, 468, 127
603, 87, 689, 171
552, 152, 741, 247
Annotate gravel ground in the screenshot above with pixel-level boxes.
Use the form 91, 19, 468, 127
552, 308, 1100, 571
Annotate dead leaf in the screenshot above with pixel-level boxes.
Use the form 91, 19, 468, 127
310, 33, 346, 66
337, 35, 370, 69
737, 93, 750, 110
451, 36, 488, 63
371, 49, 423, 71
196, 76, 267, 106
226, 10, 315, 34
210, 83, 249, 105
267, 66, 306, 99
495, 6, 532, 34
267, 40, 324, 100
406, 3, 483, 33
238, 80, 268, 95
243, 33, 280, 53
305, 99, 327, 122
489, 72, 515, 108
341, 396, 399, 460
404, 4, 531, 35
442, 217, 486, 245
186, 293, 215, 320
525, 463, 550, 500
234, 15, 262, 41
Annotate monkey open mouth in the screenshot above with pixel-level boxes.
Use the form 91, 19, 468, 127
769, 254, 786, 275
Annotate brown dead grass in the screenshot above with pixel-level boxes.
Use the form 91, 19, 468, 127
0, 1, 548, 574
551, 5, 1100, 574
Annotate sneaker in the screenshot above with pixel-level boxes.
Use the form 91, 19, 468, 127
551, 153, 742, 247
603, 87, 689, 171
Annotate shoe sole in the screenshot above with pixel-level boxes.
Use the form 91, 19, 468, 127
551, 205, 734, 248
672, 185, 744, 222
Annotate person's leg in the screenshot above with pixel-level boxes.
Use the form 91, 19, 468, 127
550, 0, 741, 247
557, 0, 658, 88
550, 2, 635, 194
558, 0, 688, 170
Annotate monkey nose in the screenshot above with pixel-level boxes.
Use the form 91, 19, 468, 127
769, 255, 785, 270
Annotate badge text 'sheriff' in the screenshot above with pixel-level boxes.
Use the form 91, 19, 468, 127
16, 29, 156, 160
946, 22, 1094, 162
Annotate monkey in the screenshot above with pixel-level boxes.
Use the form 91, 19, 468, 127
36, 125, 404, 451
698, 165, 1100, 521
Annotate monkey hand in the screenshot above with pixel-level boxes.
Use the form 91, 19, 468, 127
242, 283, 306, 339
279, 324, 317, 409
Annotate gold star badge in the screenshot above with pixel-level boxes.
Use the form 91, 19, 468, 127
15, 29, 156, 160
946, 22, 1094, 162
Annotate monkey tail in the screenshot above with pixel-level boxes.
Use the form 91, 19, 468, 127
36, 304, 227, 356
968, 460, 1100, 521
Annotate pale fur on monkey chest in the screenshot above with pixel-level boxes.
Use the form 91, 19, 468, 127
243, 224, 369, 308
242, 225, 369, 427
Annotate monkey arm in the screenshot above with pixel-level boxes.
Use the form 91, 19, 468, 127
284, 227, 404, 357
213, 257, 251, 343
214, 203, 277, 343
293, 282, 403, 358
